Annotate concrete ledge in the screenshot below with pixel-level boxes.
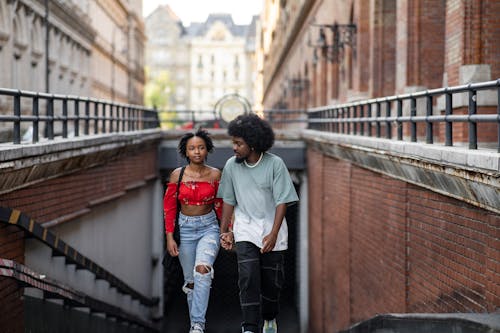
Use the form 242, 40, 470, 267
340, 313, 500, 333
302, 130, 500, 214
302, 130, 500, 172
0, 129, 162, 195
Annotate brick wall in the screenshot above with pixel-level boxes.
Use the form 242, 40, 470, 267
308, 147, 499, 332
323, 157, 352, 331
350, 167, 407, 323
0, 225, 25, 333
307, 149, 325, 333
483, 1, 500, 78
408, 188, 499, 312
0, 146, 158, 331
264, 0, 500, 110
0, 148, 157, 223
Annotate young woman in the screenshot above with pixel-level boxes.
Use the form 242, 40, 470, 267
163, 128, 222, 333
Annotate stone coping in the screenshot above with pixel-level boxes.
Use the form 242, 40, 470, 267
302, 129, 500, 173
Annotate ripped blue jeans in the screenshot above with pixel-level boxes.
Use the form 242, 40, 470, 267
178, 210, 220, 329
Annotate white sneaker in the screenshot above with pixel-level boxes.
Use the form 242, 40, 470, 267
189, 323, 204, 333
262, 318, 277, 333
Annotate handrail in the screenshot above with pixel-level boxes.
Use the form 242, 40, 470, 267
305, 79, 500, 152
0, 88, 160, 144
0, 258, 157, 331
4, 80, 498, 152
0, 207, 158, 307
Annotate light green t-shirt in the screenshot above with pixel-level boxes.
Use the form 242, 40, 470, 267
217, 152, 299, 250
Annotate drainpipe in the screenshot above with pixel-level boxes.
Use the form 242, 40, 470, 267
44, 0, 49, 93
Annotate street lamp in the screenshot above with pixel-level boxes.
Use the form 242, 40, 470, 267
309, 22, 357, 63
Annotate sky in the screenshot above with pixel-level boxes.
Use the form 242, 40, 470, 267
142, 0, 264, 25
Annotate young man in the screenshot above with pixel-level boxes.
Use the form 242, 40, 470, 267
217, 113, 299, 333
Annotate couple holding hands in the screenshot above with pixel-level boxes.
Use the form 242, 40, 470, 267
163, 113, 298, 333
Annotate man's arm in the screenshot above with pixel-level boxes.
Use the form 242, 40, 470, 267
261, 203, 287, 253
220, 202, 234, 233
220, 202, 235, 250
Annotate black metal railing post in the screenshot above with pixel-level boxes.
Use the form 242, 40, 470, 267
397, 99, 403, 140
352, 105, 358, 135
74, 98, 79, 137
410, 97, 417, 142
445, 90, 453, 146
84, 98, 90, 135
121, 105, 126, 131
62, 98, 68, 138
341, 108, 346, 134
109, 103, 114, 133
47, 95, 54, 140
93, 101, 99, 135
468, 88, 477, 149
13, 92, 21, 144
101, 102, 107, 134
385, 100, 391, 139
367, 103, 372, 136
32, 94, 39, 143
426, 95, 433, 144
375, 101, 381, 138
359, 104, 364, 135
127, 107, 132, 131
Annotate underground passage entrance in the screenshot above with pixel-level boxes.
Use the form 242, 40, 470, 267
162, 196, 300, 333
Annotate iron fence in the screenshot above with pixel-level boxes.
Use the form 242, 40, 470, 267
157, 109, 223, 129
2, 80, 499, 152
306, 79, 500, 152
0, 88, 160, 144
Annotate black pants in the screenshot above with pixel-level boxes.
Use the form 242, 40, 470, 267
235, 241, 285, 333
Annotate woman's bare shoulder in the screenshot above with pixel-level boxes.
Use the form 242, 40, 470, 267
168, 167, 183, 183
206, 165, 221, 180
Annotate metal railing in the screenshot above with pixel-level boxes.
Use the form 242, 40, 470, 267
0, 258, 157, 331
158, 109, 223, 129
0, 206, 158, 307
306, 79, 500, 152
2, 80, 499, 152
0, 88, 160, 144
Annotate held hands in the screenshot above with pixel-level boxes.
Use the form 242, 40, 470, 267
166, 233, 179, 257
261, 233, 278, 253
219, 231, 278, 252
220, 231, 234, 250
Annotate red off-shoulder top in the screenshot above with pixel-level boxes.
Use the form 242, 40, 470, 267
163, 180, 222, 233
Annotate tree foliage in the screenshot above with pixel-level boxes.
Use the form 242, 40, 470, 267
144, 68, 177, 129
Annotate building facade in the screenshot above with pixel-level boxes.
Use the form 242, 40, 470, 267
144, 5, 190, 110
0, 0, 145, 102
0, 0, 146, 141
145, 7, 256, 113
258, 0, 500, 112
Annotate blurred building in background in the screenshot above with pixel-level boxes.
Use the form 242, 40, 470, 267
144, 5, 189, 110
144, 5, 257, 113
258, 0, 500, 111
0, 0, 145, 104
0, 0, 145, 141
